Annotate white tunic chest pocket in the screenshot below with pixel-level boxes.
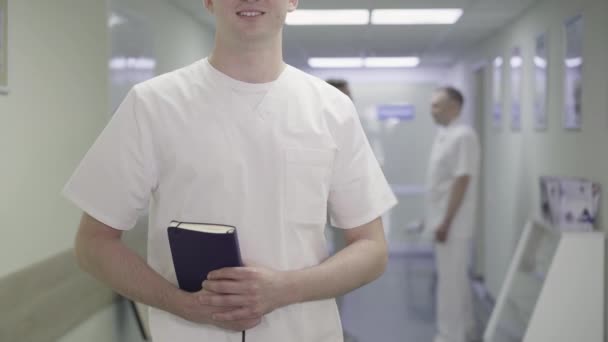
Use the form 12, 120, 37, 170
284, 148, 335, 224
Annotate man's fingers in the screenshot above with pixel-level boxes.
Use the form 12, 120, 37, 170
208, 267, 257, 281
203, 279, 248, 294
212, 306, 263, 321
199, 294, 256, 307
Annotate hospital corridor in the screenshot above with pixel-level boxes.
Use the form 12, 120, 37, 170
1, 0, 607, 341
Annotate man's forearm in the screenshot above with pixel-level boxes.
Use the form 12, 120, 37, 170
75, 234, 185, 316
284, 221, 387, 304
442, 175, 470, 226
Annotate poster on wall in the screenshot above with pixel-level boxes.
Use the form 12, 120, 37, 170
534, 34, 548, 131
492, 56, 503, 128
376, 104, 415, 121
540, 176, 600, 232
510, 47, 522, 131
563, 14, 584, 130
0, 0, 7, 94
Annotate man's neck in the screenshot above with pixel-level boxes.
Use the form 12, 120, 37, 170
442, 114, 459, 127
209, 36, 285, 84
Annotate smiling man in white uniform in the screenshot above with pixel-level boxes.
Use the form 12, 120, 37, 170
426, 87, 480, 342
62, 0, 397, 341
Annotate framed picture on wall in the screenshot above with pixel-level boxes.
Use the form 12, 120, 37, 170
0, 0, 8, 94
563, 14, 584, 130
492, 56, 503, 128
540, 176, 600, 232
534, 33, 548, 131
510, 47, 523, 131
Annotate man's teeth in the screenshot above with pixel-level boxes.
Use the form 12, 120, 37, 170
239, 11, 262, 17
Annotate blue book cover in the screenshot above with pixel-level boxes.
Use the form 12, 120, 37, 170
168, 221, 243, 292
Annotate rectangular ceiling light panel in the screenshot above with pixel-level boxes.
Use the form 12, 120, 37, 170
286, 10, 370, 25
371, 9, 463, 25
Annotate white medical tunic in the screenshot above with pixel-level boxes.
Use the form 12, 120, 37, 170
425, 122, 480, 342
425, 122, 480, 240
63, 59, 397, 342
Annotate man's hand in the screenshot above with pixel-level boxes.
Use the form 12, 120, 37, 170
200, 266, 293, 322
435, 222, 450, 243
175, 289, 262, 331
435, 175, 471, 244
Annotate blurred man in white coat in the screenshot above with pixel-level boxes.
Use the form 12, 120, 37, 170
426, 87, 480, 342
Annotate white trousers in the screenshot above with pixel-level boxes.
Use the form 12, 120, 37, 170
434, 238, 476, 342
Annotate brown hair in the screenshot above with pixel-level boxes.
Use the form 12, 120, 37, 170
438, 86, 464, 107
326, 79, 349, 89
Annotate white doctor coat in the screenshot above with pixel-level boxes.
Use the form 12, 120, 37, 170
63, 59, 397, 342
426, 121, 480, 342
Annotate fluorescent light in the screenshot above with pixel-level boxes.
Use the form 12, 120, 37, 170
534, 56, 547, 69
308, 58, 364, 68
108, 13, 126, 28
308, 57, 420, 69
371, 9, 463, 25
364, 57, 420, 68
510, 56, 523, 68
494, 57, 503, 67
565, 57, 582, 68
110, 57, 157, 70
286, 10, 369, 25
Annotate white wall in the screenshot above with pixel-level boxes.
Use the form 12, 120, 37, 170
111, 0, 213, 74
451, 0, 608, 302
59, 299, 146, 342
0, 0, 109, 278
109, 0, 215, 110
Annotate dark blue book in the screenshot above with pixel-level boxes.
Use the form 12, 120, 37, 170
168, 221, 243, 293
